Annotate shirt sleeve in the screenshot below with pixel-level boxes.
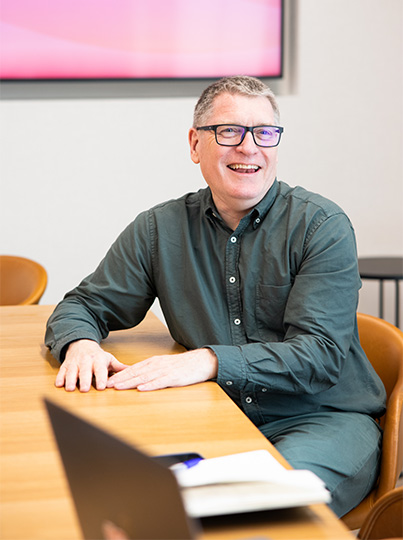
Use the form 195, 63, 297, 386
210, 212, 362, 396
45, 211, 156, 362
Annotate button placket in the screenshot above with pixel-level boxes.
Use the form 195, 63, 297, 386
225, 229, 248, 346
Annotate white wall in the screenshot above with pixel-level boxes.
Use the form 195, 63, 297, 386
1, 0, 402, 327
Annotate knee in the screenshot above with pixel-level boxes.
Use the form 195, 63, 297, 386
329, 445, 381, 517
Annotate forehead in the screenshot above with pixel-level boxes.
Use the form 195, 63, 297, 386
208, 92, 275, 125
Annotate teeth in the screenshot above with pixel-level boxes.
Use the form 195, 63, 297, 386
229, 164, 259, 170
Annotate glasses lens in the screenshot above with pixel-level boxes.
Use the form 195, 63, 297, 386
253, 126, 281, 147
215, 125, 244, 145
213, 125, 282, 147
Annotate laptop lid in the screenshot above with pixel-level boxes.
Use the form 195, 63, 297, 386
44, 398, 198, 540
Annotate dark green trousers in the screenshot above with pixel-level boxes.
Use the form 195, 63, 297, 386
259, 411, 382, 517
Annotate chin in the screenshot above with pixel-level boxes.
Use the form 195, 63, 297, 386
229, 184, 267, 202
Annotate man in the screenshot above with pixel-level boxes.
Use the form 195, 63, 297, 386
45, 76, 386, 517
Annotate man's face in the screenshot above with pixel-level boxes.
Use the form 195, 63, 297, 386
189, 92, 279, 219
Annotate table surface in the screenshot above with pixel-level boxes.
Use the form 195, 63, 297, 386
0, 305, 352, 540
358, 256, 403, 280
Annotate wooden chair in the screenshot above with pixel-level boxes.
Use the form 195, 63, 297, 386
342, 313, 403, 530
0, 255, 48, 305
358, 486, 403, 539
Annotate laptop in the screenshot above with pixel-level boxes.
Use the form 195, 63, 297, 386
44, 398, 330, 540
44, 399, 198, 540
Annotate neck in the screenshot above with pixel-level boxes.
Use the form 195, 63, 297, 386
213, 202, 249, 231
221, 212, 243, 231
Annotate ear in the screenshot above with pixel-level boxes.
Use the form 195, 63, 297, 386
188, 128, 200, 164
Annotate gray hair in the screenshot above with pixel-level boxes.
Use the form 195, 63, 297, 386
193, 75, 280, 127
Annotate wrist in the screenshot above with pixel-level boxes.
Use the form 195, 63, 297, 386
66, 339, 100, 355
203, 348, 218, 379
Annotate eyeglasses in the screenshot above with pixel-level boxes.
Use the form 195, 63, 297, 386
196, 124, 284, 148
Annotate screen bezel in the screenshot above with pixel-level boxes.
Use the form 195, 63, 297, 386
0, 0, 284, 83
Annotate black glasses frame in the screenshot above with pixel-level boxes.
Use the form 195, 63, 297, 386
196, 124, 284, 148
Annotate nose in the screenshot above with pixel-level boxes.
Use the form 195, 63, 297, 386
236, 130, 258, 153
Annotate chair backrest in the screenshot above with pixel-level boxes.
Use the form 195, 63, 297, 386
0, 255, 48, 305
358, 486, 403, 540
357, 313, 403, 499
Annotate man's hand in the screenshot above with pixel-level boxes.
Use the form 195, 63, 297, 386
55, 339, 128, 392
106, 348, 218, 391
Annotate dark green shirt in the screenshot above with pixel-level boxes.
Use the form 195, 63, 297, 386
45, 180, 386, 424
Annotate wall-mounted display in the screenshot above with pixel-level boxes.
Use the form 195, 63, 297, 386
0, 0, 283, 81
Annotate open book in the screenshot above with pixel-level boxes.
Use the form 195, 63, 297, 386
172, 450, 331, 518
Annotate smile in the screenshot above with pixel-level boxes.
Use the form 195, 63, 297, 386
228, 164, 260, 173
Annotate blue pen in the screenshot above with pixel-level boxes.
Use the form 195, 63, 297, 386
170, 457, 203, 471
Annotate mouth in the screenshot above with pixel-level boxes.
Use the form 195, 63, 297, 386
227, 164, 261, 174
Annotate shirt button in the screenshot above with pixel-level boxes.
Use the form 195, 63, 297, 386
261, 387, 267, 392
234, 318, 241, 325
255, 218, 261, 224
245, 397, 253, 404
229, 276, 236, 283
226, 380, 233, 386
230, 236, 237, 243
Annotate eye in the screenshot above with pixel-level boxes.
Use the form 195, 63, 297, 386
217, 125, 243, 138
256, 127, 275, 138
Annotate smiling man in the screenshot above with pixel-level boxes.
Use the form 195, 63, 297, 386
189, 91, 280, 230
45, 76, 385, 518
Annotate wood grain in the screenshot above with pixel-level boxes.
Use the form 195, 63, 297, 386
0, 305, 352, 539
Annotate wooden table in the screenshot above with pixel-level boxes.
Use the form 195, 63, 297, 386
0, 305, 352, 540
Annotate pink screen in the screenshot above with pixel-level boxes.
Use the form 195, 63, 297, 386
0, 0, 282, 80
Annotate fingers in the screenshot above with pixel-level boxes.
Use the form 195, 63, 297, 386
55, 358, 99, 392
106, 364, 147, 390
56, 346, 217, 393
55, 364, 68, 388
106, 349, 218, 391
108, 357, 128, 374
91, 362, 108, 391
55, 340, 127, 392
106, 356, 174, 390
93, 357, 127, 391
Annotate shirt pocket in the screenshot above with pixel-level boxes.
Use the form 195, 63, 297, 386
255, 283, 292, 336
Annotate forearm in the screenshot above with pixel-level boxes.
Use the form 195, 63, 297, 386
45, 215, 157, 362
45, 297, 106, 362
210, 334, 347, 396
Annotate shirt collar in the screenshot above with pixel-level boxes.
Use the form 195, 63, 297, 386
203, 189, 223, 223
251, 179, 279, 225
203, 178, 279, 228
